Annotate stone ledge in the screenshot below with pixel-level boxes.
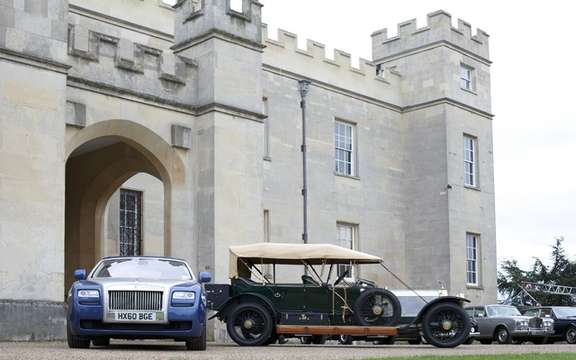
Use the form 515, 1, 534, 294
0, 299, 66, 341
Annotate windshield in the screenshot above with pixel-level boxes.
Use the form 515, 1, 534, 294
92, 258, 193, 280
487, 306, 521, 317
553, 307, 576, 318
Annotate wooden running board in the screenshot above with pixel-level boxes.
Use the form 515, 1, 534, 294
275, 325, 398, 336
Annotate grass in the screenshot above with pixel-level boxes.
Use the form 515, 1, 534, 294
365, 354, 576, 360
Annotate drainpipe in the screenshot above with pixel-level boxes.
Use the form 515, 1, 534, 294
298, 80, 311, 245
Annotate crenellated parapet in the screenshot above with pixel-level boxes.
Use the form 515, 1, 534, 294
372, 10, 490, 63
67, 24, 197, 106
262, 24, 402, 104
173, 0, 263, 52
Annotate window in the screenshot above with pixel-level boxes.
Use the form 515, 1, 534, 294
120, 189, 142, 256
466, 233, 479, 286
460, 64, 474, 91
337, 223, 357, 280
464, 135, 478, 187
335, 121, 356, 176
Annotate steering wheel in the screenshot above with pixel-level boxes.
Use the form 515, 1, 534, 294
334, 268, 350, 286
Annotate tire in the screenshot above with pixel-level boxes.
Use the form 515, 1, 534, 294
353, 289, 401, 327
226, 302, 273, 346
421, 302, 470, 348
339, 335, 354, 345
312, 335, 327, 344
566, 326, 576, 345
495, 326, 512, 344
479, 339, 493, 345
66, 323, 90, 349
186, 325, 207, 351
277, 335, 288, 345
300, 336, 312, 344
92, 338, 110, 347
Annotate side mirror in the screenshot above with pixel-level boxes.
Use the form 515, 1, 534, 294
74, 269, 87, 281
198, 272, 211, 283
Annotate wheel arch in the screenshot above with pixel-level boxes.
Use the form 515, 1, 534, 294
210, 293, 277, 322
413, 297, 470, 324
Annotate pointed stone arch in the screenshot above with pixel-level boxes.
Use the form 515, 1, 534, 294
64, 120, 193, 291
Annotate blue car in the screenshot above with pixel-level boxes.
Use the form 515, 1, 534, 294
67, 256, 211, 350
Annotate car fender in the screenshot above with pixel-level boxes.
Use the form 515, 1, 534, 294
413, 296, 470, 324
209, 293, 277, 322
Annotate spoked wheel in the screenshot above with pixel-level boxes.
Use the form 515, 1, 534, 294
566, 327, 576, 344
227, 303, 273, 346
421, 303, 470, 348
353, 289, 401, 326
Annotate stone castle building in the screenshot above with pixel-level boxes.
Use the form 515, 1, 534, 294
0, 0, 496, 340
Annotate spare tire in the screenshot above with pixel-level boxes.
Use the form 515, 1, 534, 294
352, 289, 401, 326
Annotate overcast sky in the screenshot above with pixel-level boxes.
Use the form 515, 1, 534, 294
258, 0, 576, 270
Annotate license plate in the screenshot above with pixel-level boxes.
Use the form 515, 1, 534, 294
114, 312, 157, 321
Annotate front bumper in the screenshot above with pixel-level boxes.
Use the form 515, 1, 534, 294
68, 303, 206, 339
511, 328, 555, 338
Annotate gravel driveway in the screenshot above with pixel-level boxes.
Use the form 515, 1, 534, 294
1, 341, 575, 360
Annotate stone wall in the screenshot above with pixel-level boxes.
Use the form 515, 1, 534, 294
0, 0, 498, 340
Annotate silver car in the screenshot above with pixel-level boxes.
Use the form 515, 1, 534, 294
465, 305, 554, 344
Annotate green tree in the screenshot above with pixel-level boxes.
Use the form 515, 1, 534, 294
498, 237, 576, 306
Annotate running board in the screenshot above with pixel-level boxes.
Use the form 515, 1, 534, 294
275, 325, 398, 336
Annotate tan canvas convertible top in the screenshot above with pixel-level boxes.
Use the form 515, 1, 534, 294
229, 243, 382, 278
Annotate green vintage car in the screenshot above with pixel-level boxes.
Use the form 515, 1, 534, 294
206, 243, 471, 348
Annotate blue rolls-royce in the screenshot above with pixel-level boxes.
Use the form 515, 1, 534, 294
67, 256, 211, 350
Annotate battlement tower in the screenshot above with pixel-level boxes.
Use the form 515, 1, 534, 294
371, 11, 496, 303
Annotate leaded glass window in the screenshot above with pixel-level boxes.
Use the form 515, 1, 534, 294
120, 189, 142, 257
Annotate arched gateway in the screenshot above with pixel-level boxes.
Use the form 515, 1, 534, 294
64, 120, 187, 291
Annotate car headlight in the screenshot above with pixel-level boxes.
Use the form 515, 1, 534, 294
172, 291, 195, 301
78, 289, 99, 298
515, 320, 528, 328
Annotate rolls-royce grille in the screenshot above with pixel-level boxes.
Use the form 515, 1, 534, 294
108, 291, 163, 311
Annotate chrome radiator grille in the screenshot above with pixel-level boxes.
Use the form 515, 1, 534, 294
108, 291, 163, 311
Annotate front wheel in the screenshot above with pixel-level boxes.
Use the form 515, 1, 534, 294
226, 302, 273, 346
495, 327, 511, 344
566, 327, 576, 344
66, 323, 90, 349
421, 302, 470, 348
186, 325, 207, 351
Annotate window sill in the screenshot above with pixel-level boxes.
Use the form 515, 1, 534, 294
461, 87, 478, 95
466, 285, 483, 290
334, 172, 360, 181
464, 185, 481, 192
